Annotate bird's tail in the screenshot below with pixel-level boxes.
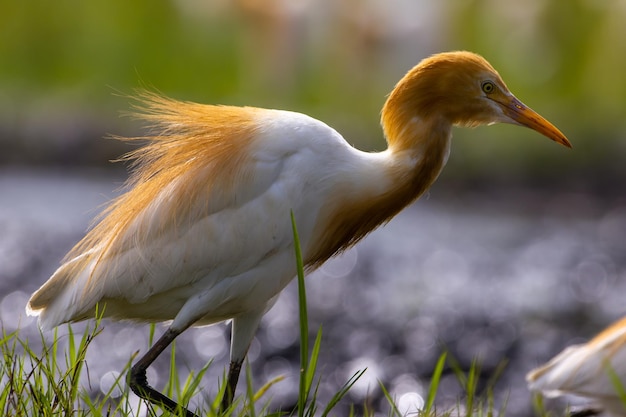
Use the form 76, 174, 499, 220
26, 251, 99, 330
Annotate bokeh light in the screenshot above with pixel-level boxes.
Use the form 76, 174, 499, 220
100, 370, 123, 398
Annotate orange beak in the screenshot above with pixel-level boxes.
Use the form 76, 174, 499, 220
497, 96, 571, 148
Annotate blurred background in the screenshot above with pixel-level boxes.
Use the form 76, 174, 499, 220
2, 0, 626, 416
2, 0, 626, 187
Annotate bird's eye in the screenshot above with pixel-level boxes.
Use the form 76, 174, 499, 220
481, 81, 495, 94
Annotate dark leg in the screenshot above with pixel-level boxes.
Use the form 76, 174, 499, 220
129, 328, 198, 417
220, 359, 243, 412
218, 308, 265, 412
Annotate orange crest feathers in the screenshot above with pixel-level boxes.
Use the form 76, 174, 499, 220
45, 92, 260, 302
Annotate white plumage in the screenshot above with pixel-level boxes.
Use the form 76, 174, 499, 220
527, 317, 626, 416
30, 109, 401, 330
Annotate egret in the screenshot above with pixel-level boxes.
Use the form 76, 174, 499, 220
527, 316, 626, 416
27, 51, 570, 415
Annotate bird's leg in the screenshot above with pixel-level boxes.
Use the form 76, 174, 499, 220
220, 359, 243, 412
219, 308, 266, 412
129, 328, 198, 417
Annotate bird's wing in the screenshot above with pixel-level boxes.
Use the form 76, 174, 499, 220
28, 101, 349, 328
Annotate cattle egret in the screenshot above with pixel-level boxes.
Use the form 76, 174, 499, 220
527, 317, 626, 416
27, 51, 570, 416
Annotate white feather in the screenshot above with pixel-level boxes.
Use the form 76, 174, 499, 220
527, 317, 626, 415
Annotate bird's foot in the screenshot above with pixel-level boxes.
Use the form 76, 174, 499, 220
129, 365, 199, 417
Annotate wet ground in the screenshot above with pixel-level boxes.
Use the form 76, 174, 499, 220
2, 167, 626, 416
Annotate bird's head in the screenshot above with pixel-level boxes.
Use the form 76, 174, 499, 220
383, 51, 571, 148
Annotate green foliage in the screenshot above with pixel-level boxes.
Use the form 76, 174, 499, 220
0, 319, 113, 416
0, 301, 540, 417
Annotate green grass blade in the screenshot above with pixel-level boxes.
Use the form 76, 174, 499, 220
465, 358, 480, 417
304, 328, 323, 395
424, 352, 447, 414
149, 323, 156, 346
291, 210, 310, 417
320, 369, 367, 417
245, 361, 257, 417
49, 326, 59, 377
253, 374, 286, 403
447, 353, 465, 387
379, 379, 402, 417
605, 362, 626, 409
180, 360, 212, 413
530, 392, 547, 417
166, 340, 179, 399
67, 324, 76, 368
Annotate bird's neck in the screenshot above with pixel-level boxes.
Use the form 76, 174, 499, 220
384, 112, 452, 195
305, 110, 452, 269
378, 91, 453, 205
